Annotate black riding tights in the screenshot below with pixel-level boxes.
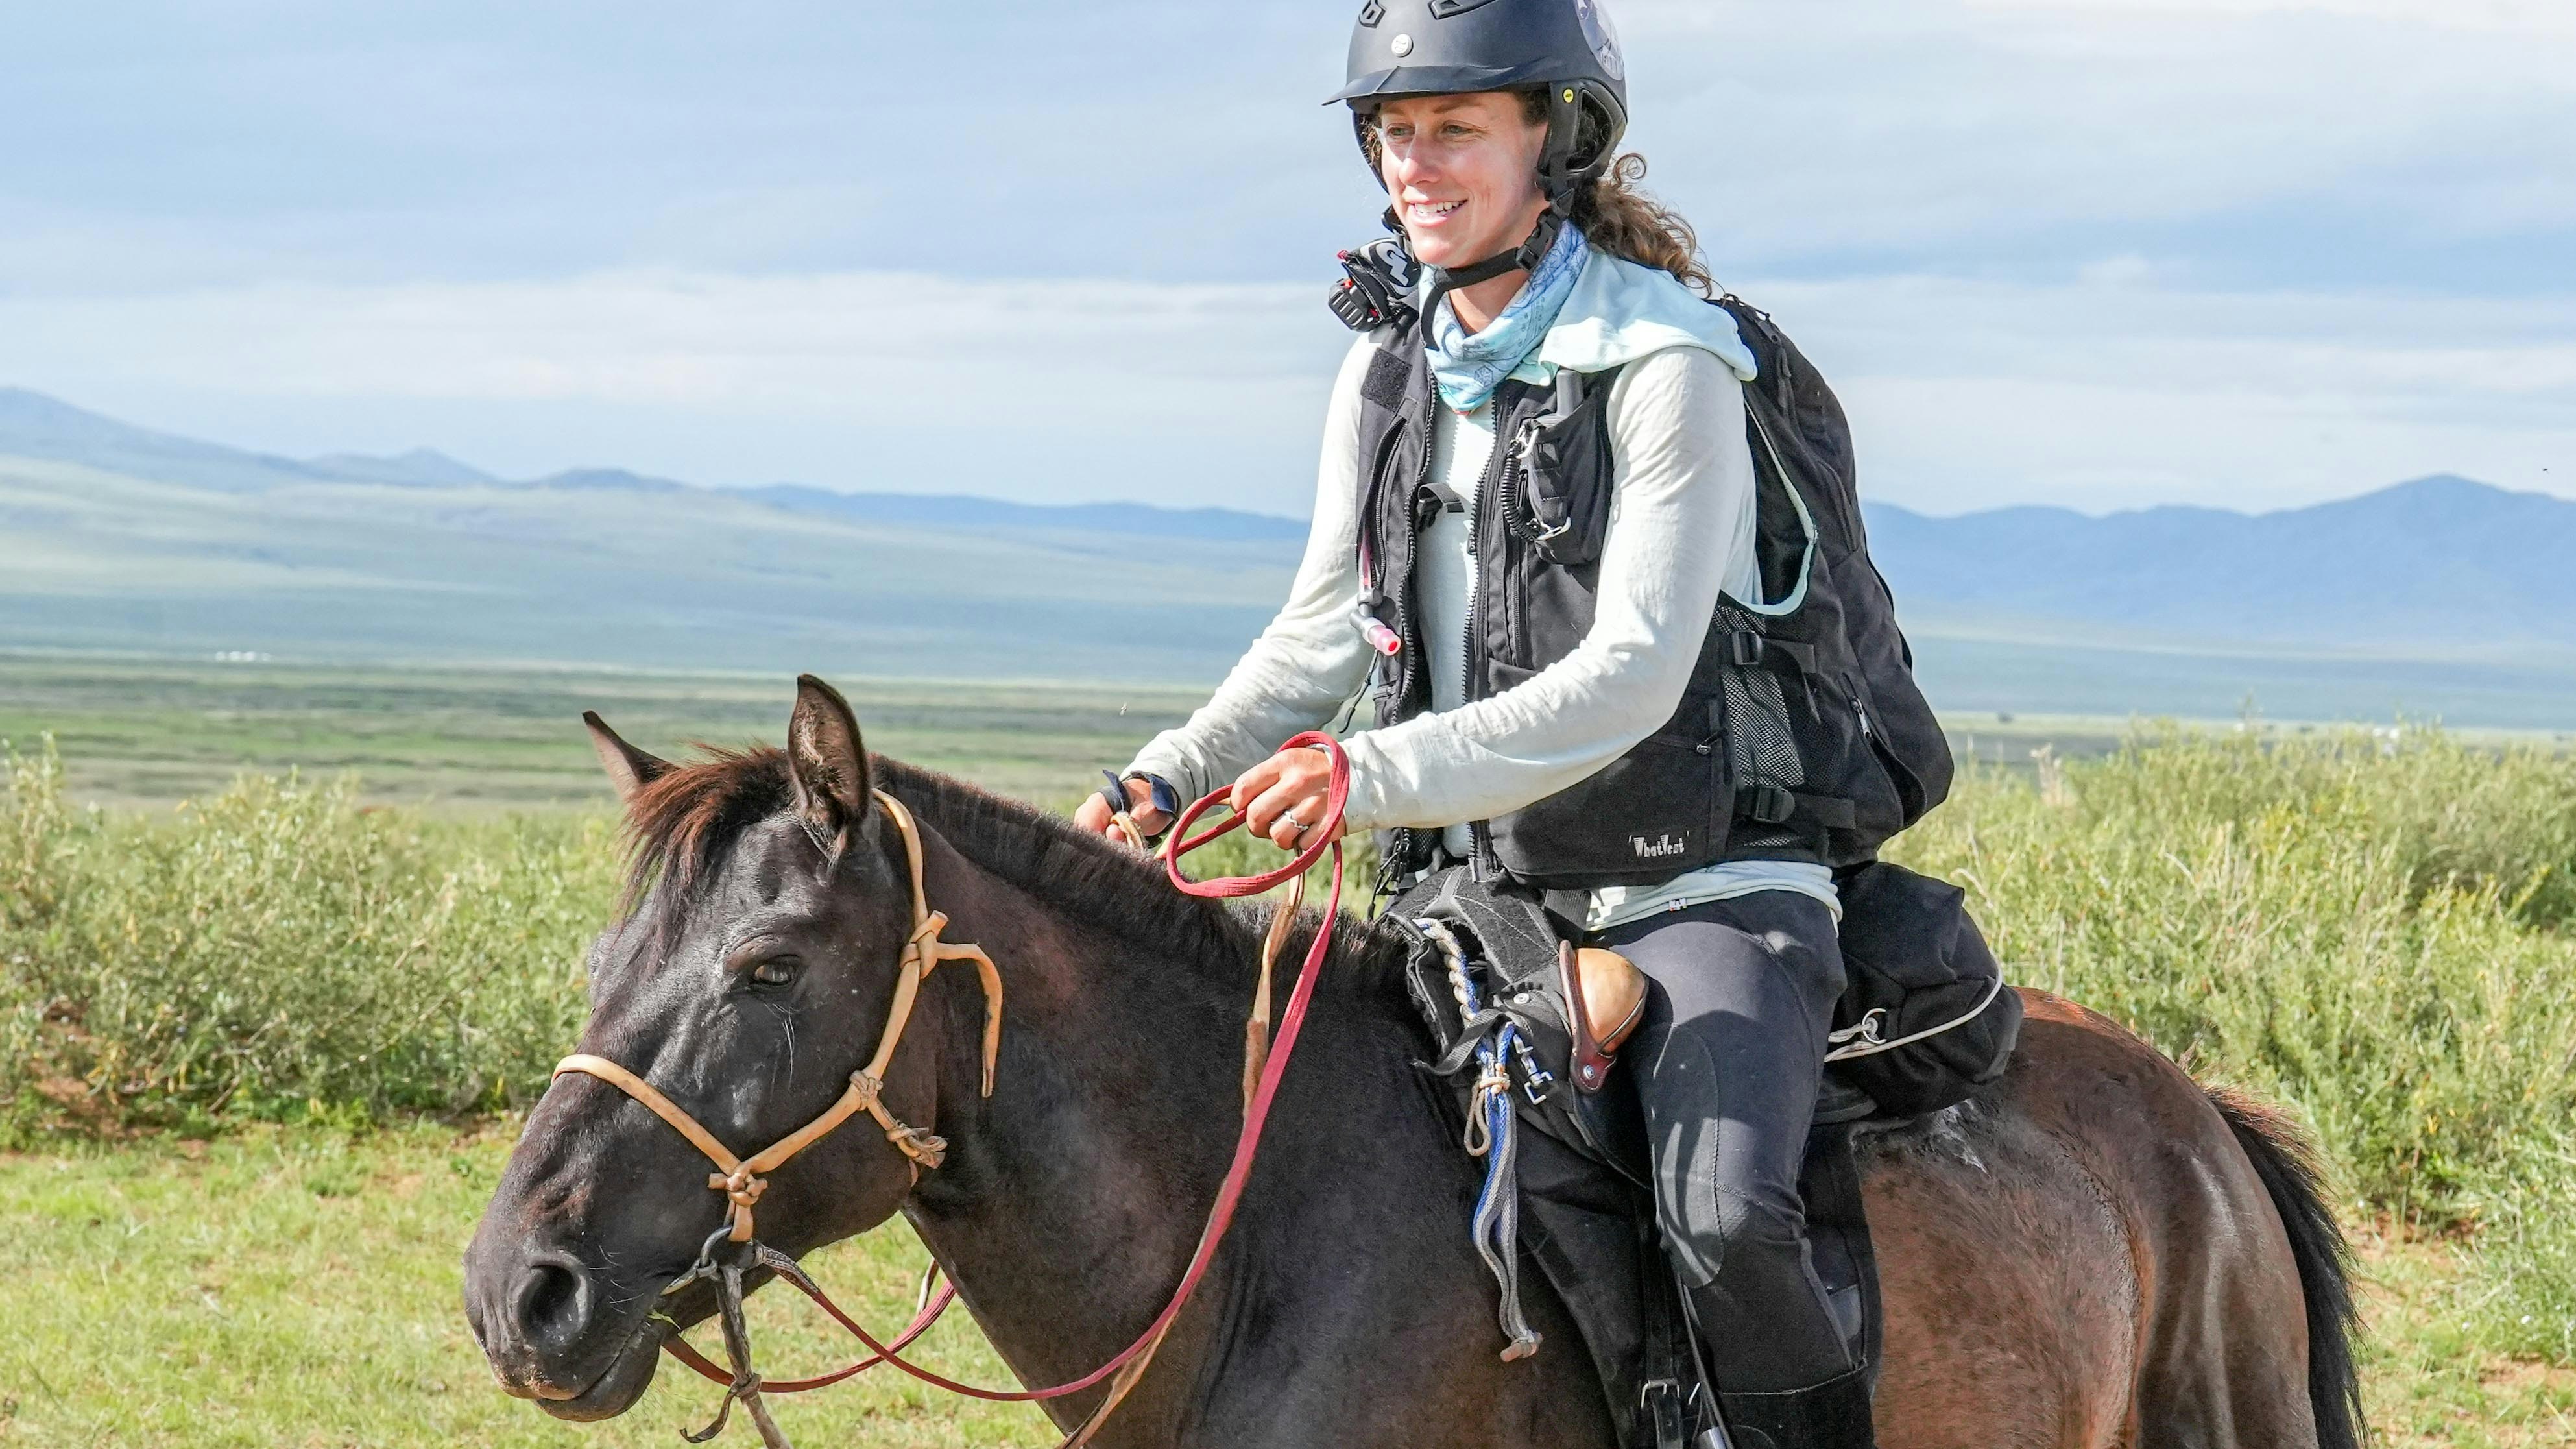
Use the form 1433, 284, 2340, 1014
1593, 890, 1853, 1395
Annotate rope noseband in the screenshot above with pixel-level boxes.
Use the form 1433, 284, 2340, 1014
555, 790, 1000, 1245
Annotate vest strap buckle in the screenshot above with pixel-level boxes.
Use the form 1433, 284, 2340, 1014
1742, 785, 1798, 825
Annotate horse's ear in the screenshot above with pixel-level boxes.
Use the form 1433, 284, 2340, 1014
787, 674, 873, 855
583, 711, 673, 802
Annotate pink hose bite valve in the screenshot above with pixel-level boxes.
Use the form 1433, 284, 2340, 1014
1357, 614, 1401, 657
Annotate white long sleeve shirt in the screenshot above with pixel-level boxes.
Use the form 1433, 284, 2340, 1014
1128, 249, 1836, 930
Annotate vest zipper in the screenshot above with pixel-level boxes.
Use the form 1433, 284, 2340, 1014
1391, 390, 1436, 715
1495, 417, 1546, 544
1463, 404, 1521, 883
1460, 435, 1481, 712
1382, 373, 1440, 883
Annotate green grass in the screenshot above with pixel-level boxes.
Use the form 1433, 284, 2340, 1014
0, 1126, 2567, 1448
2350, 1223, 2576, 1447
0, 1123, 1053, 1447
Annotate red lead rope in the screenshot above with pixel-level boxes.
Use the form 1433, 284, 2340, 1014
666, 734, 1350, 1423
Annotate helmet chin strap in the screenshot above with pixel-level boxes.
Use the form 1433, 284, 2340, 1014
1418, 210, 1565, 326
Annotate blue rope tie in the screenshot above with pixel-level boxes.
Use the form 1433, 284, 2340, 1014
1439, 925, 1543, 1362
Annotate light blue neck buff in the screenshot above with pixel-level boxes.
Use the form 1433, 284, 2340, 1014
1423, 217, 1588, 413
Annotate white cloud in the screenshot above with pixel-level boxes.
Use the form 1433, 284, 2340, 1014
4, 266, 2565, 518
0, 270, 1354, 513
1965, 0, 2576, 34
1616, 0, 2576, 266
6, 270, 1334, 411
1753, 273, 2576, 513
3, 1, 2567, 518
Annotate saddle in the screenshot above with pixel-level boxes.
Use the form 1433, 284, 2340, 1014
1391, 864, 2019, 1449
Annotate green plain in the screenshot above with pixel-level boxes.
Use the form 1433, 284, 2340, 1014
5, 653, 2576, 1444
0, 652, 1209, 812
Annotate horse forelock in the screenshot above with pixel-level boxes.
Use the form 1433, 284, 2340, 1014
620, 742, 797, 917
609, 744, 1412, 1006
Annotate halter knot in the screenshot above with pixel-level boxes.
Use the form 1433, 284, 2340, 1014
911, 910, 948, 943
712, 1165, 769, 1210
887, 1126, 950, 1168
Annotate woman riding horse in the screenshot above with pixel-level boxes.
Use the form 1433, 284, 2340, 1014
1077, 3, 1885, 1443
463, 5, 2363, 1444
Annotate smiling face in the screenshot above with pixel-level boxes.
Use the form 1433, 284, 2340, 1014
1373, 91, 1550, 271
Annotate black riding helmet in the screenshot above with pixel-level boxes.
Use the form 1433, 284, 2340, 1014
1328, 0, 1630, 217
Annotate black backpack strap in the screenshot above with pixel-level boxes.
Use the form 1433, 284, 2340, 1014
1735, 786, 1856, 833
1716, 625, 1819, 677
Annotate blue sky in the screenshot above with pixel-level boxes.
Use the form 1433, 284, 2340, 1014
2, 0, 2570, 516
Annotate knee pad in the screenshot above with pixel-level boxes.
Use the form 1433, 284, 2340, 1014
1659, 1176, 1808, 1291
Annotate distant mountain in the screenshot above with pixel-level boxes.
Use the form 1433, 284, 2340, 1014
1864, 474, 2576, 657
0, 386, 353, 494
528, 467, 693, 495
306, 448, 498, 489
736, 485, 1310, 543
0, 387, 1299, 683
0, 387, 1305, 539
3, 385, 2571, 722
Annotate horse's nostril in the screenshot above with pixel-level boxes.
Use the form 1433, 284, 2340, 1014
516, 1257, 592, 1350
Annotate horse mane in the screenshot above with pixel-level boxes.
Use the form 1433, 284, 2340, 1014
619, 744, 1408, 1001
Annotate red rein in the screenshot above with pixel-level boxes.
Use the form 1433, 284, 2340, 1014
666, 733, 1351, 1418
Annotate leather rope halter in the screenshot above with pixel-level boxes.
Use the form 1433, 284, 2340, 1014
555, 788, 1003, 1245
545, 737, 1351, 1449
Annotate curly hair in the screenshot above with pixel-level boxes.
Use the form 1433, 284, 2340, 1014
1565, 151, 1714, 296
1356, 91, 1717, 297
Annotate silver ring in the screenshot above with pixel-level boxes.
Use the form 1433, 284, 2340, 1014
1283, 812, 1312, 831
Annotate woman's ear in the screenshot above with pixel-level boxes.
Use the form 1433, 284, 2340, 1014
786, 674, 873, 856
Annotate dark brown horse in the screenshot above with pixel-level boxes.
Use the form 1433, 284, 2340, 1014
465, 678, 2363, 1448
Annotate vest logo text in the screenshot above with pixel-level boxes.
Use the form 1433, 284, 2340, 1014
1630, 833, 1689, 860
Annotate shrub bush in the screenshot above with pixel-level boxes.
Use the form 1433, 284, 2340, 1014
1890, 728, 2576, 1222
5, 725, 2571, 1357
1, 740, 608, 1132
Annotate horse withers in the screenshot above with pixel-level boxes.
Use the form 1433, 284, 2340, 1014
463, 676, 2364, 1448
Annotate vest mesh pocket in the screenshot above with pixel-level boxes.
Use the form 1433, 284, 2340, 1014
1716, 605, 1812, 855
1716, 605, 1804, 790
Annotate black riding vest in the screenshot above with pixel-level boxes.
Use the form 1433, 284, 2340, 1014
1354, 317, 1936, 890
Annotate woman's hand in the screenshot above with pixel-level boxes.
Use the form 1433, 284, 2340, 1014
1232, 746, 1346, 852
1074, 777, 1170, 844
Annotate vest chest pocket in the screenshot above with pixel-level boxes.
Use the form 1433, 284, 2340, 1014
1483, 668, 1733, 890
1499, 370, 1617, 568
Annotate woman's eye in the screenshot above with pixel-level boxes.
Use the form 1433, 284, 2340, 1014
750, 957, 799, 986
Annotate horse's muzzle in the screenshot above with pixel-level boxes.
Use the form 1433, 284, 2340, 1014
463, 1234, 667, 1419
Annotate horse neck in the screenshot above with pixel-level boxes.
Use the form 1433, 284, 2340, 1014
897, 821, 1293, 1398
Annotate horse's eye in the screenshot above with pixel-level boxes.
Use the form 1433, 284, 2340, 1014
749, 957, 800, 986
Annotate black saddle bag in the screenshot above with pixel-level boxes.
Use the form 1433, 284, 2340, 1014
1395, 862, 2021, 1129
1827, 861, 2023, 1119
1391, 867, 1649, 1181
